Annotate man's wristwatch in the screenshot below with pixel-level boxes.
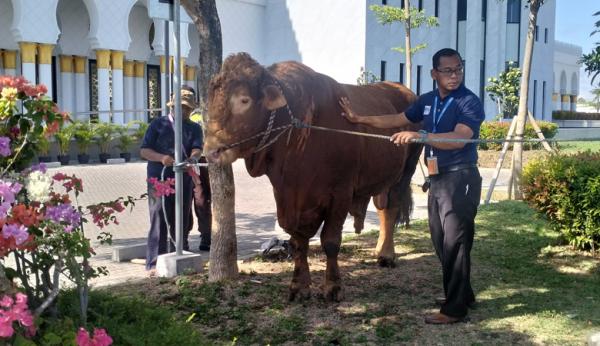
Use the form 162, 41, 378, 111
418, 130, 428, 142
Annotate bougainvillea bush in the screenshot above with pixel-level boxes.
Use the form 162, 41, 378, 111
0, 75, 139, 345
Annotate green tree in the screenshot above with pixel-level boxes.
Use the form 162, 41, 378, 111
370, 1, 438, 88
485, 65, 522, 118
581, 11, 600, 86
591, 88, 600, 112
509, 0, 546, 200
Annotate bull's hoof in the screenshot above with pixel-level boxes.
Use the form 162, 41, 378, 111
324, 284, 344, 302
377, 256, 396, 268
288, 285, 311, 302
354, 228, 362, 234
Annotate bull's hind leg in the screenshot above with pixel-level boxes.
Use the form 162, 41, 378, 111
288, 234, 311, 301
375, 207, 400, 267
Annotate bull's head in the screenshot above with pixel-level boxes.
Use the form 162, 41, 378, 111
204, 53, 287, 164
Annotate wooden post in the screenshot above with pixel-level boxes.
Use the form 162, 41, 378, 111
485, 116, 518, 204
527, 111, 554, 153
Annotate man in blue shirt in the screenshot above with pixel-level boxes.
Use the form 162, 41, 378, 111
340, 48, 484, 324
140, 88, 203, 272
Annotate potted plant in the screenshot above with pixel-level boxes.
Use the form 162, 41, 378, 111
93, 122, 116, 163
131, 120, 149, 144
73, 121, 94, 164
54, 123, 74, 165
36, 136, 52, 163
116, 123, 135, 162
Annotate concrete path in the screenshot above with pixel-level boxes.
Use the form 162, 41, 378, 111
43, 160, 510, 287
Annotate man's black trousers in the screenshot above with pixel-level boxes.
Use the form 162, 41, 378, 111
427, 167, 482, 318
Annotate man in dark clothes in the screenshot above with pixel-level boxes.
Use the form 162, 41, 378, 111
340, 48, 484, 324
140, 88, 203, 272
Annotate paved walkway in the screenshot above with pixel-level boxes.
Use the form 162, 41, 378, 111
44, 160, 510, 287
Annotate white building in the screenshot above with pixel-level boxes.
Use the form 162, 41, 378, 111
0, 0, 582, 123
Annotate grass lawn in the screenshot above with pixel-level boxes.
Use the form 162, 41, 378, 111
555, 140, 600, 154
50, 201, 599, 345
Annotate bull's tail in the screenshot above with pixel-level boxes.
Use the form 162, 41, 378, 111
388, 143, 423, 228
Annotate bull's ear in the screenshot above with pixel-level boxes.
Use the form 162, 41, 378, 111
262, 85, 287, 110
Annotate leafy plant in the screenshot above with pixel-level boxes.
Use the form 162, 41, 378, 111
523, 151, 600, 252
552, 110, 600, 120
581, 10, 600, 86
130, 120, 149, 143
36, 136, 50, 157
53, 123, 74, 156
479, 120, 558, 150
115, 123, 135, 153
93, 122, 116, 154
356, 67, 380, 86
72, 121, 94, 154
485, 65, 521, 118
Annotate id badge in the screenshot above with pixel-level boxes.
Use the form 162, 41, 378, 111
427, 156, 439, 176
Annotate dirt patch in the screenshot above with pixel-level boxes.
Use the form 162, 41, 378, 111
105, 226, 537, 345
477, 149, 551, 169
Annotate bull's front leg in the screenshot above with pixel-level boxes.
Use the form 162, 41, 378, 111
320, 225, 343, 302
288, 234, 311, 301
375, 207, 400, 267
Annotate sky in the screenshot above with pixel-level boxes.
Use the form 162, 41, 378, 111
555, 0, 598, 100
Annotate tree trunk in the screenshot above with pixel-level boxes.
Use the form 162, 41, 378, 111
182, 0, 238, 281
404, 0, 412, 89
512, 0, 541, 200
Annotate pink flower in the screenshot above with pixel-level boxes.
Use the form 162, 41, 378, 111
2, 224, 29, 245
0, 292, 36, 339
148, 177, 176, 197
76, 327, 113, 346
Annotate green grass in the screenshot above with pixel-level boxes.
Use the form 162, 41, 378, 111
34, 201, 600, 345
556, 140, 600, 153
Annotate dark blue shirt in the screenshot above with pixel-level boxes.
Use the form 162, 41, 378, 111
141, 116, 203, 178
404, 84, 485, 168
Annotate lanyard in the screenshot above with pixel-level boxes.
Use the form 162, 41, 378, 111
168, 114, 188, 160
432, 96, 454, 133
429, 96, 454, 157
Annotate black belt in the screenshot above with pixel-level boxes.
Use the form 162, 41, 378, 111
437, 163, 478, 174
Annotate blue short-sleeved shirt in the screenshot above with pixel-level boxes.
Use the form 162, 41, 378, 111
404, 84, 485, 168
141, 116, 203, 178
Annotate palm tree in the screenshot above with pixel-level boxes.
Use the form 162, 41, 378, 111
182, 0, 238, 281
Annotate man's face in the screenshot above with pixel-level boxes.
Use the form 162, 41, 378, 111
431, 55, 464, 93
182, 105, 193, 119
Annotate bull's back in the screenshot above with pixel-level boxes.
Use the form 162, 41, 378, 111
341, 82, 421, 197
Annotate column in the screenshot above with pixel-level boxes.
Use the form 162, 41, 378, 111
561, 95, 570, 111
19, 42, 37, 84
570, 95, 577, 112
124, 60, 135, 124
0, 51, 3, 75
552, 93, 559, 111
160, 56, 168, 116
96, 49, 111, 123
2, 51, 17, 76
59, 55, 74, 115
185, 66, 196, 89
74, 57, 87, 118
111, 51, 124, 125
38, 44, 54, 99
134, 61, 146, 122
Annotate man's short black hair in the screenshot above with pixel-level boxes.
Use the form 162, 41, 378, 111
432, 48, 463, 69
182, 85, 196, 94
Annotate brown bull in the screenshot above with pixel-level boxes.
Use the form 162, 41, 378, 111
205, 53, 422, 301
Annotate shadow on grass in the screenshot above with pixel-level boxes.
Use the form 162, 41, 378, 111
66, 201, 598, 345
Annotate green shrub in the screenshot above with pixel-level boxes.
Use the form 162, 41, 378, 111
479, 121, 558, 151
522, 151, 600, 252
552, 110, 600, 120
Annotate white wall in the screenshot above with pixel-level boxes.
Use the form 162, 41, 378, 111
264, 0, 366, 84
126, 5, 153, 61
217, 0, 267, 63
554, 41, 582, 95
